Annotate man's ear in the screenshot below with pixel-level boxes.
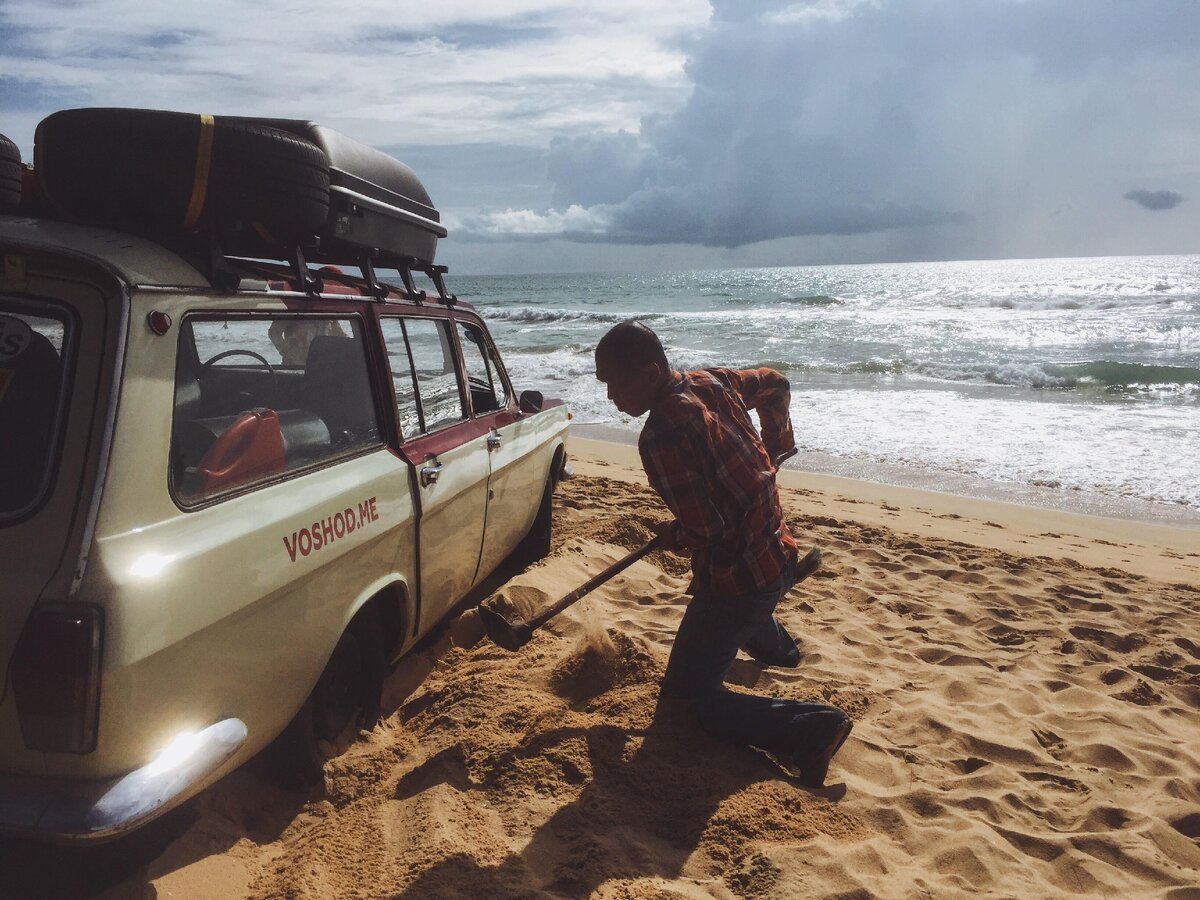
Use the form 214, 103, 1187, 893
644, 360, 668, 384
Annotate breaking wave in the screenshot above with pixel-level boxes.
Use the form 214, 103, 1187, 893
908, 360, 1200, 393
478, 306, 655, 325
1050, 360, 1200, 388
781, 294, 842, 306
768, 358, 1200, 394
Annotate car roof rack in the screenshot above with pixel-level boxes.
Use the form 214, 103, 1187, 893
201, 234, 458, 306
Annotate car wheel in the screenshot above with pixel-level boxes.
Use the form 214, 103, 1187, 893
34, 108, 330, 239
511, 477, 554, 569
0, 133, 21, 214
267, 610, 385, 789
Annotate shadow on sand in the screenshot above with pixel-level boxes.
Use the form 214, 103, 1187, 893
393, 699, 846, 898
0, 767, 311, 899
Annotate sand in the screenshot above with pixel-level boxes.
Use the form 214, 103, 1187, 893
9, 435, 1199, 898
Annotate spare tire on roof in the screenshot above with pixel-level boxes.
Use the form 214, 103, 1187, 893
0, 133, 21, 214
34, 108, 330, 240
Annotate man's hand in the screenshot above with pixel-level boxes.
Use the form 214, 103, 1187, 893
652, 519, 683, 554
773, 446, 798, 469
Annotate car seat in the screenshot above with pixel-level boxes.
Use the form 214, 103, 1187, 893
302, 335, 378, 448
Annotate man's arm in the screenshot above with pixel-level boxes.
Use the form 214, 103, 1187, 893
718, 367, 795, 462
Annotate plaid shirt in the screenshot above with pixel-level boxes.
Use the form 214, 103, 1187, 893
639, 368, 798, 596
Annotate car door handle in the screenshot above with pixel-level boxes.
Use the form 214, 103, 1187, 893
487, 433, 502, 451
420, 462, 443, 486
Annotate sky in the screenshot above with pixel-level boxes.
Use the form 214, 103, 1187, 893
1, 0, 1198, 274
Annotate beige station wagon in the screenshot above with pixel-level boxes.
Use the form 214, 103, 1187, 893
0, 109, 570, 841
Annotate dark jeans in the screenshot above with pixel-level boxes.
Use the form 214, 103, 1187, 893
660, 556, 845, 756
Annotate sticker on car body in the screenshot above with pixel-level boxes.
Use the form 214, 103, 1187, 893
284, 496, 380, 562
0, 315, 33, 360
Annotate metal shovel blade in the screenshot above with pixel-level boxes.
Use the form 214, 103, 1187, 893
477, 602, 534, 652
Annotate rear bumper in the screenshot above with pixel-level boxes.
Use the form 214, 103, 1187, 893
0, 717, 246, 842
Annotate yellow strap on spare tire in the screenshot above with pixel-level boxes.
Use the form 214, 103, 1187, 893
182, 114, 215, 228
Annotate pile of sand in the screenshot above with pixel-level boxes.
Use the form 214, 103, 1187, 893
7, 443, 1197, 898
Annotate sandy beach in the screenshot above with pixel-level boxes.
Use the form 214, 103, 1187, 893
9, 434, 1199, 898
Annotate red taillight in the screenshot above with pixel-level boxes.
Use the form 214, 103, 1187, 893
10, 606, 102, 753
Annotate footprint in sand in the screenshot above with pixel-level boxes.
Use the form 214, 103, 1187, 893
1019, 770, 1089, 794
1113, 679, 1163, 706
1068, 625, 1146, 654
952, 757, 990, 775
1130, 663, 1177, 683
1055, 584, 1103, 600
1169, 812, 1200, 839
983, 622, 1031, 646
1031, 728, 1065, 753
1173, 637, 1200, 660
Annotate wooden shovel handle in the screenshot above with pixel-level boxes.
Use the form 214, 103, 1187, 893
524, 535, 663, 632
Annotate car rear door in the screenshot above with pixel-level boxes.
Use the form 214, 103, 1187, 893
454, 318, 547, 582
381, 314, 488, 631
0, 265, 117, 768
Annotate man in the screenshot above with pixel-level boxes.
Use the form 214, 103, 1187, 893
594, 321, 852, 787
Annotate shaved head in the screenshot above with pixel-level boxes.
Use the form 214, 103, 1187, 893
594, 321, 672, 417
594, 320, 669, 370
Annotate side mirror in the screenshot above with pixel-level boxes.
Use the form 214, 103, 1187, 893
518, 390, 544, 414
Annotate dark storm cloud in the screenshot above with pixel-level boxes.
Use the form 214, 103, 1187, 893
546, 132, 657, 207
463, 0, 1200, 250
1123, 189, 1184, 212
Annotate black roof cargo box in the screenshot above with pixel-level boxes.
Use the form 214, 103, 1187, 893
242, 118, 447, 267
34, 108, 447, 271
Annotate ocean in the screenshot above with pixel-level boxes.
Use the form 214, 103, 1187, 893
451, 254, 1200, 527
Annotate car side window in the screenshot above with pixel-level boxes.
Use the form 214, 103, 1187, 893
386, 317, 466, 435
379, 318, 422, 438
457, 321, 509, 415
172, 315, 380, 503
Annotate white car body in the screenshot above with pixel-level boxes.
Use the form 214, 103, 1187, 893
0, 216, 568, 840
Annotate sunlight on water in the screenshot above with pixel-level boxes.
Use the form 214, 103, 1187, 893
459, 255, 1200, 520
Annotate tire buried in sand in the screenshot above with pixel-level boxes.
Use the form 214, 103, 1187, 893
263, 608, 386, 789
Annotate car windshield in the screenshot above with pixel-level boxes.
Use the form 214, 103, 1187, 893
0, 301, 72, 521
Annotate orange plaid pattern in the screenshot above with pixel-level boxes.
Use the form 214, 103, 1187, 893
639, 368, 798, 595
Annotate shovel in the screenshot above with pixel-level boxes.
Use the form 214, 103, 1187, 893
479, 535, 663, 652
479, 448, 801, 652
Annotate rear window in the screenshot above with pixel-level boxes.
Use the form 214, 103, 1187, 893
171, 315, 381, 503
0, 302, 72, 521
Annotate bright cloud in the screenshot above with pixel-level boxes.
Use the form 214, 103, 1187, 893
761, 0, 882, 27
453, 204, 613, 237
0, 0, 709, 151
